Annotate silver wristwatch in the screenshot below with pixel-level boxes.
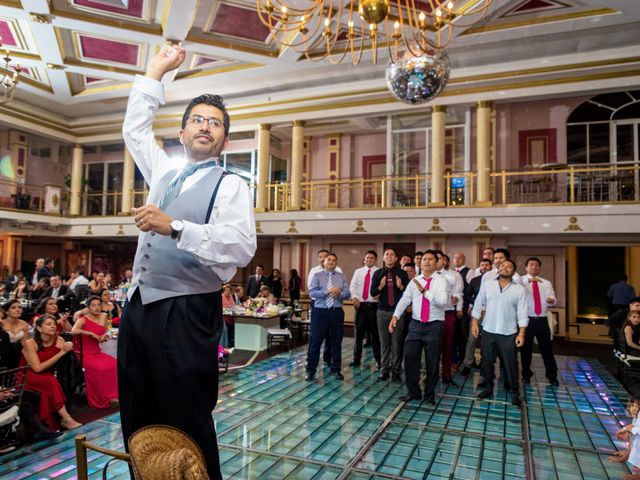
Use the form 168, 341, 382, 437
170, 219, 184, 240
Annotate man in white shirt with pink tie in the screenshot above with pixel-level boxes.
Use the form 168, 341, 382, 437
349, 250, 380, 369
520, 256, 559, 386
389, 250, 448, 405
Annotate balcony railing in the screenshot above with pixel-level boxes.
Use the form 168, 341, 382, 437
1, 163, 638, 218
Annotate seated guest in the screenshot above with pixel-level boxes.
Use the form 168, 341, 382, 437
20, 314, 82, 430
104, 273, 115, 290
43, 275, 75, 313
71, 296, 119, 408
622, 310, 640, 356
88, 272, 107, 294
11, 279, 30, 300
609, 297, 640, 338
257, 285, 276, 305
221, 285, 235, 349
234, 285, 247, 305
31, 277, 50, 301
34, 297, 73, 333
2, 300, 30, 367
269, 269, 285, 301
67, 268, 89, 294
98, 288, 121, 325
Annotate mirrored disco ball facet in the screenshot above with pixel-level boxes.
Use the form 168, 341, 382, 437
386, 49, 450, 104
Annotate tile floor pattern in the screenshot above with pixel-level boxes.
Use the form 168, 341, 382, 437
0, 340, 634, 479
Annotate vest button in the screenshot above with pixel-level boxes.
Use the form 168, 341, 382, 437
143, 254, 150, 259
150, 232, 156, 236
141, 267, 146, 272
147, 243, 152, 248
139, 279, 144, 285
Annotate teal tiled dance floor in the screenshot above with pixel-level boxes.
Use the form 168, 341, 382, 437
0, 340, 634, 479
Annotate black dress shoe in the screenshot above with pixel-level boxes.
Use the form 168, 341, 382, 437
460, 366, 471, 376
324, 361, 332, 368
424, 394, 435, 405
378, 372, 389, 381
333, 372, 344, 380
399, 394, 422, 402
477, 389, 493, 400
349, 361, 361, 367
522, 377, 531, 385
442, 378, 459, 387
477, 380, 489, 389
305, 372, 315, 382
549, 379, 559, 386
511, 394, 522, 407
391, 373, 402, 383
33, 430, 63, 440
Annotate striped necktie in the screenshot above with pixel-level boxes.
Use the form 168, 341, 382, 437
327, 272, 334, 308
158, 160, 217, 211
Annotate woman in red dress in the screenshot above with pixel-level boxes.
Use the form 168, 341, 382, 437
71, 296, 119, 408
33, 297, 73, 333
21, 314, 82, 430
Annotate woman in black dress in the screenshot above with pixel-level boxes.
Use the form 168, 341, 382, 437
269, 269, 284, 301
288, 269, 301, 303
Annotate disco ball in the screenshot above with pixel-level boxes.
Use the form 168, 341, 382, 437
385, 49, 450, 105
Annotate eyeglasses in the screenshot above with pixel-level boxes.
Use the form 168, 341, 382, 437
188, 114, 223, 129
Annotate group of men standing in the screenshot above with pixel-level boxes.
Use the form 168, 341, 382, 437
305, 245, 559, 408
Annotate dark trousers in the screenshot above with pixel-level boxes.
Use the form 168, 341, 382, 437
455, 311, 470, 363
306, 308, 344, 373
521, 316, 558, 381
441, 311, 456, 380
404, 320, 444, 397
481, 330, 519, 395
118, 289, 223, 480
353, 303, 380, 364
377, 309, 405, 375
311, 305, 332, 366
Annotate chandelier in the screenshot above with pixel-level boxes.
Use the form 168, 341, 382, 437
0, 46, 20, 105
256, 0, 493, 65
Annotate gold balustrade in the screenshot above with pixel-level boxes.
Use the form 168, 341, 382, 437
0, 163, 637, 217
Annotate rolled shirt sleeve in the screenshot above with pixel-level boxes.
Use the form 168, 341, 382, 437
517, 287, 530, 329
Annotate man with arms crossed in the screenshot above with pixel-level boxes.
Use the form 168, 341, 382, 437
119, 45, 256, 479
390, 250, 448, 404
471, 259, 528, 406
349, 250, 380, 369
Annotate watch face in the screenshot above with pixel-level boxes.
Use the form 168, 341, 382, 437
171, 220, 183, 231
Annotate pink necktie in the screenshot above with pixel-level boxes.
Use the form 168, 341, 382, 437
420, 278, 433, 323
362, 269, 370, 301
532, 280, 542, 315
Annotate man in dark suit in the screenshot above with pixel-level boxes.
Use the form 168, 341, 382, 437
246, 265, 269, 298
460, 258, 492, 375
43, 275, 75, 312
37, 258, 55, 281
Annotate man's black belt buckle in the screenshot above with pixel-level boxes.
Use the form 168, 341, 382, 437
529, 316, 547, 319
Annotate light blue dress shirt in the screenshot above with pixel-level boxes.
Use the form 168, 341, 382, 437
472, 277, 529, 335
309, 270, 351, 308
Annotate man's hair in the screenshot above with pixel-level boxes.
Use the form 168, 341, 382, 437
74, 268, 85, 275
365, 250, 378, 259
327, 253, 338, 261
630, 297, 640, 305
414, 251, 423, 256
403, 262, 415, 269
256, 264, 264, 270
621, 274, 629, 282
443, 254, 450, 262
494, 248, 511, 259
432, 249, 444, 260
50, 274, 61, 281
501, 258, 516, 269
525, 257, 542, 267
317, 249, 329, 255
423, 249, 439, 261
181, 94, 230, 137
480, 258, 492, 266
384, 247, 398, 257
44, 258, 53, 265
484, 247, 495, 254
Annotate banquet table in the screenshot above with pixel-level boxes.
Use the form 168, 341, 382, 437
224, 308, 290, 351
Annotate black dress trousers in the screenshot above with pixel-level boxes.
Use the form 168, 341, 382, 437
118, 288, 223, 479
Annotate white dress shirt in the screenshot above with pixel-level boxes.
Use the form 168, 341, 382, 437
69, 275, 89, 293
393, 273, 448, 322
472, 277, 529, 335
123, 75, 256, 291
307, 264, 342, 290
350, 265, 380, 302
437, 268, 463, 312
521, 275, 556, 317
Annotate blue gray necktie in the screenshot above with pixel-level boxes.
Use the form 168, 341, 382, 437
327, 272, 334, 308
158, 160, 217, 211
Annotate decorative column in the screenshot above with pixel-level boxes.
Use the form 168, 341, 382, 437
327, 134, 341, 208
289, 120, 304, 210
566, 246, 578, 340
5, 130, 28, 195
120, 147, 135, 214
476, 100, 493, 206
69, 144, 83, 216
430, 105, 446, 206
256, 124, 271, 212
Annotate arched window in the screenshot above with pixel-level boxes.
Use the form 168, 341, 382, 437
567, 91, 640, 164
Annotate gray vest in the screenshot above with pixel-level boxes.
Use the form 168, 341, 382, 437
132, 166, 225, 304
